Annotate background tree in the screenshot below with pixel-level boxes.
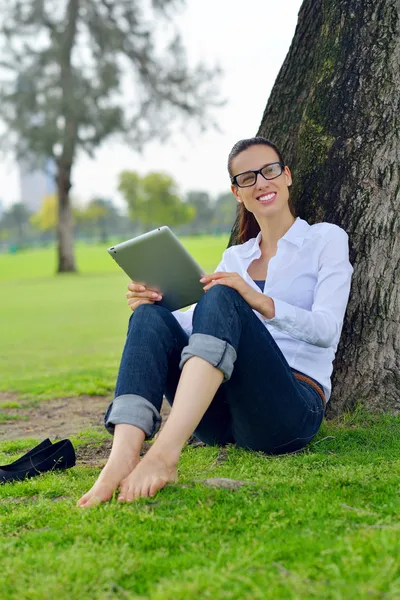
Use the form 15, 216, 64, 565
0, 202, 32, 245
214, 192, 237, 233
83, 198, 119, 244
30, 194, 58, 233
229, 0, 399, 414
119, 170, 194, 231
0, 0, 222, 273
185, 191, 215, 234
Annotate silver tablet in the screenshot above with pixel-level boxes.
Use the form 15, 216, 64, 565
107, 226, 206, 311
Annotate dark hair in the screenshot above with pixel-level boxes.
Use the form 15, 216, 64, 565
227, 137, 295, 245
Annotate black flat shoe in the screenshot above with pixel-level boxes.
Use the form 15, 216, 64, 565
0, 439, 76, 484
0, 438, 52, 469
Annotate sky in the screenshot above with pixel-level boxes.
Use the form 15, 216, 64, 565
0, 0, 303, 209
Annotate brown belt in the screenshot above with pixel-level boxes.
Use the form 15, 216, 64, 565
292, 371, 326, 408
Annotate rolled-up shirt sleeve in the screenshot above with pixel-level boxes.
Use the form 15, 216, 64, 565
263, 228, 353, 348
172, 256, 227, 336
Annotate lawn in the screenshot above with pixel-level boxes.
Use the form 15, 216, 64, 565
0, 236, 228, 401
0, 240, 399, 600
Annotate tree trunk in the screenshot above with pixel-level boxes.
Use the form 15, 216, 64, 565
252, 0, 400, 414
57, 0, 79, 273
57, 160, 76, 272
99, 220, 108, 245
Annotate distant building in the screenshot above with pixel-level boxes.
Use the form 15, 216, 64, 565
19, 157, 57, 213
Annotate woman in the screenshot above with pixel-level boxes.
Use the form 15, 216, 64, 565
77, 137, 353, 508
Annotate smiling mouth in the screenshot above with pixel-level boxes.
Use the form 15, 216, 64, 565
257, 192, 276, 203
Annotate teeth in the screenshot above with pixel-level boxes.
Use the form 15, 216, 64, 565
258, 193, 275, 201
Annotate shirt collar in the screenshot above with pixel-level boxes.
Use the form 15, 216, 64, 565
237, 217, 310, 258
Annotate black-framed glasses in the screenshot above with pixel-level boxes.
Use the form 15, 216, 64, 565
231, 162, 284, 188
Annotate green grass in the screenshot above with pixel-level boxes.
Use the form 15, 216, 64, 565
0, 237, 228, 282
0, 413, 26, 424
1, 240, 399, 599
0, 237, 228, 400
0, 413, 399, 600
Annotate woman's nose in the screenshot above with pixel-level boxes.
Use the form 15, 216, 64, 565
255, 172, 267, 187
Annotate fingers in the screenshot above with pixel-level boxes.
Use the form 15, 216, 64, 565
128, 282, 145, 292
128, 281, 159, 294
203, 279, 231, 291
128, 298, 154, 312
126, 290, 162, 301
200, 272, 230, 283
201, 272, 241, 292
126, 281, 162, 309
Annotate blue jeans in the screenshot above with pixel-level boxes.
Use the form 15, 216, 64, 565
104, 286, 325, 455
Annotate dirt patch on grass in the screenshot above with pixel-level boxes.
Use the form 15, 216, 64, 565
197, 478, 255, 489
0, 394, 173, 442
0, 395, 110, 441
0, 394, 207, 465
75, 438, 113, 467
0, 392, 21, 406
76, 438, 157, 467
0, 495, 70, 505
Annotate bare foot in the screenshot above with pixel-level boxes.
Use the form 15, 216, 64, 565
77, 423, 145, 508
117, 451, 178, 502
77, 455, 139, 508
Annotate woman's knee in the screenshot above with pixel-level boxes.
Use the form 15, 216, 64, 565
128, 303, 177, 332
199, 284, 242, 306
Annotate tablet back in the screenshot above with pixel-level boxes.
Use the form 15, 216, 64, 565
108, 226, 206, 311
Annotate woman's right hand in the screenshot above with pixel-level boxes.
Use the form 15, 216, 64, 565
126, 281, 163, 312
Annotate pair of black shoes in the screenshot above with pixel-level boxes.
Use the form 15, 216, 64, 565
0, 438, 76, 484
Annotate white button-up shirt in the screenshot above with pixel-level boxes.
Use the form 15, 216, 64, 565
172, 217, 354, 402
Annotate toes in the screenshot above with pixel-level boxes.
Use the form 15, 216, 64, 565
81, 495, 102, 509
77, 482, 116, 508
117, 482, 131, 502
140, 481, 151, 498
117, 480, 129, 502
127, 486, 141, 502
115, 463, 175, 503
117, 485, 135, 502
76, 491, 92, 507
149, 477, 168, 497
149, 483, 158, 497
76, 494, 100, 509
124, 481, 146, 502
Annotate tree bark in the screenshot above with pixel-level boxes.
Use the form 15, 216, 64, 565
57, 159, 76, 272
57, 0, 79, 273
253, 0, 400, 414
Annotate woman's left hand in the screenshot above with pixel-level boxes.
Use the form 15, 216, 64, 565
200, 272, 275, 318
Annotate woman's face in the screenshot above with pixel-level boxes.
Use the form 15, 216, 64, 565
230, 144, 292, 218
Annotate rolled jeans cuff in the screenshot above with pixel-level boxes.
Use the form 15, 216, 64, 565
179, 333, 237, 381
104, 394, 162, 440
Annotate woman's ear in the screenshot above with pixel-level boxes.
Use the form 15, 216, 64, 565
231, 184, 242, 203
284, 166, 293, 187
